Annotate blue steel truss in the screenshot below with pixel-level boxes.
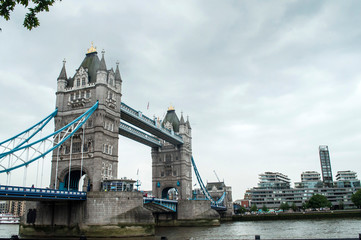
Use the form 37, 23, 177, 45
143, 197, 177, 212
120, 102, 183, 146
0, 109, 58, 158
191, 156, 226, 207
119, 121, 162, 147
0, 102, 98, 174
0, 185, 86, 201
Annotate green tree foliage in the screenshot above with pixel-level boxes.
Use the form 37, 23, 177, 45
279, 202, 290, 212
0, 0, 59, 30
338, 200, 344, 210
351, 189, 361, 208
250, 204, 258, 212
262, 204, 268, 212
238, 206, 246, 214
307, 194, 331, 209
291, 203, 298, 211
301, 202, 307, 210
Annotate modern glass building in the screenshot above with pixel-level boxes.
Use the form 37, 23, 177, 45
319, 145, 333, 187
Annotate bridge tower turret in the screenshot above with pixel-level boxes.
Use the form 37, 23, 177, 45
152, 107, 192, 200
51, 44, 122, 191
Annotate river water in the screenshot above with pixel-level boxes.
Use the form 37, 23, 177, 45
1, 218, 360, 239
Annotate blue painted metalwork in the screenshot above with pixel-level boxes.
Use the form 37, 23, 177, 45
0, 102, 98, 173
0, 185, 86, 201
119, 121, 162, 147
0, 109, 58, 158
191, 156, 227, 207
143, 197, 177, 212
211, 205, 227, 211
120, 102, 183, 145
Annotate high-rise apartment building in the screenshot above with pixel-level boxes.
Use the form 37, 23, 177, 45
294, 171, 322, 188
257, 172, 291, 189
336, 170, 360, 188
319, 145, 333, 187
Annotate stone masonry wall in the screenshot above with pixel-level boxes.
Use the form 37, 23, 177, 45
84, 191, 154, 225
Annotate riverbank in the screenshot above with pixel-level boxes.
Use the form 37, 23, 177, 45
232, 209, 361, 221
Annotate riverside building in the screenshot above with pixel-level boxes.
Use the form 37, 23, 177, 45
335, 171, 360, 188
247, 171, 361, 209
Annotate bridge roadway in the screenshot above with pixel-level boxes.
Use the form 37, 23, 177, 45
0, 185, 86, 201
0, 185, 226, 212
120, 102, 184, 146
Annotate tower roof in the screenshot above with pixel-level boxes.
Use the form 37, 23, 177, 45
57, 59, 67, 80
78, 50, 101, 83
162, 106, 180, 132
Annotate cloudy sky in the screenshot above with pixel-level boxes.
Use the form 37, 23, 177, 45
1, 1, 361, 200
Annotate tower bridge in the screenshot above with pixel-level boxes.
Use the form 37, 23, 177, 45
0, 44, 233, 238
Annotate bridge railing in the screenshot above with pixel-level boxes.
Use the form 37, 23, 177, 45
120, 102, 183, 143
0, 185, 87, 200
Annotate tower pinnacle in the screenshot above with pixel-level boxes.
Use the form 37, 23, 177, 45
99, 49, 107, 71
87, 42, 97, 54
57, 58, 67, 80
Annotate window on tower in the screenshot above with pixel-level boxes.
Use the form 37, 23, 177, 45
77, 78, 80, 87
82, 77, 86, 86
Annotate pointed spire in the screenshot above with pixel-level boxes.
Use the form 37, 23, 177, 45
99, 49, 107, 71
180, 112, 185, 124
186, 115, 191, 129
58, 59, 67, 80
115, 61, 122, 82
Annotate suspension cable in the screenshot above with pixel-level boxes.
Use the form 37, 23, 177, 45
68, 134, 74, 191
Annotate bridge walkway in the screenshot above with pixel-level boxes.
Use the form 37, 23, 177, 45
120, 102, 183, 146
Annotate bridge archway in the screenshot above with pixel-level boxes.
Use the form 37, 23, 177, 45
161, 187, 178, 200
63, 170, 86, 191
58, 166, 90, 191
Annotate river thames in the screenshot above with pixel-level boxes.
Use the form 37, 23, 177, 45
1, 218, 360, 239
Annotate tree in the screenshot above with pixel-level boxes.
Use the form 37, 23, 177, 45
250, 204, 258, 212
279, 202, 290, 212
262, 204, 268, 212
307, 194, 331, 209
0, 0, 59, 30
301, 202, 307, 210
291, 203, 298, 212
338, 200, 344, 210
351, 189, 361, 208
238, 206, 246, 214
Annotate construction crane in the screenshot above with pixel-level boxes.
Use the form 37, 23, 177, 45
213, 170, 221, 182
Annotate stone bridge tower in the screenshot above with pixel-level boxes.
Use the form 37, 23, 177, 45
152, 107, 192, 200
51, 44, 122, 191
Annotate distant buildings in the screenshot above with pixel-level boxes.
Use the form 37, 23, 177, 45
240, 145, 361, 209
0, 201, 25, 217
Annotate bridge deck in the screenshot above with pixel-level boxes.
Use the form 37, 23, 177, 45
120, 102, 183, 146
0, 185, 86, 201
